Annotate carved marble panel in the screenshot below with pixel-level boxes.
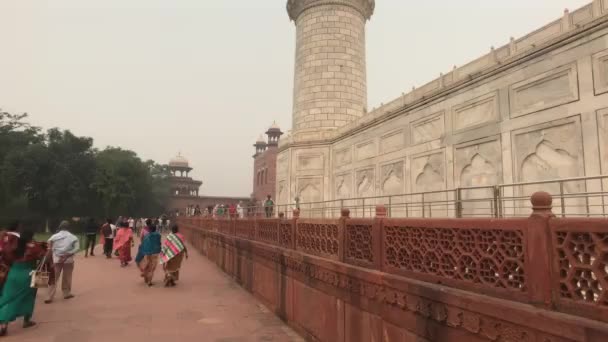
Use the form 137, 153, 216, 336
380, 129, 405, 154
278, 180, 288, 207
455, 139, 502, 216
509, 63, 579, 117
455, 138, 502, 188
356, 141, 376, 161
512, 117, 585, 214
297, 154, 324, 171
334, 173, 352, 200
411, 112, 444, 145
411, 150, 446, 192
355, 168, 375, 197
592, 49, 608, 95
296, 177, 323, 203
598, 108, 608, 174
381, 161, 404, 196
334, 147, 352, 167
452, 92, 498, 132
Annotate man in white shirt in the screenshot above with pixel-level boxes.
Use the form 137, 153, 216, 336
45, 220, 80, 304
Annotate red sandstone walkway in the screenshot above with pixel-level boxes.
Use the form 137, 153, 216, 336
3, 244, 303, 342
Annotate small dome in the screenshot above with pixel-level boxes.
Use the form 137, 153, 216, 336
169, 154, 189, 168
256, 134, 266, 144
269, 121, 280, 130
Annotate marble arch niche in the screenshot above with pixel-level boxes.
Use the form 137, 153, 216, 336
296, 178, 323, 217
513, 118, 585, 215
355, 168, 375, 216
381, 161, 405, 216
334, 173, 352, 200
411, 151, 447, 217
455, 139, 502, 217
278, 181, 288, 208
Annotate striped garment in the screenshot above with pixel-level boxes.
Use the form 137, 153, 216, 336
160, 233, 186, 264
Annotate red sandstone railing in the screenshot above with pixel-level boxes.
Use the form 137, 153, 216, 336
178, 192, 608, 325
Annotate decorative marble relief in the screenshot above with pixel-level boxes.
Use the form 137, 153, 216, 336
355, 168, 375, 197
380, 129, 405, 154
296, 154, 324, 171
513, 117, 584, 192
598, 108, 608, 174
334, 147, 352, 167
334, 173, 352, 199
592, 49, 608, 95
278, 181, 288, 205
296, 177, 323, 203
356, 141, 376, 161
452, 92, 498, 131
455, 138, 502, 188
381, 161, 404, 196
411, 112, 444, 145
509, 63, 579, 117
411, 150, 446, 192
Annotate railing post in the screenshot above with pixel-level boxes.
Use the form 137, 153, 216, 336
455, 188, 463, 218
292, 209, 299, 250
339, 208, 349, 263
493, 185, 501, 218
375, 205, 386, 270
526, 191, 555, 308
421, 193, 426, 218
559, 181, 566, 217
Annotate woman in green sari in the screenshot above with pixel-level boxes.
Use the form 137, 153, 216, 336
0, 231, 47, 336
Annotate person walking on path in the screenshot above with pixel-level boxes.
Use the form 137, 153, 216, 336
84, 217, 97, 257
0, 221, 21, 293
45, 221, 79, 304
100, 219, 115, 258
113, 222, 133, 267
160, 224, 188, 287
137, 225, 161, 286
0, 230, 48, 336
264, 195, 274, 218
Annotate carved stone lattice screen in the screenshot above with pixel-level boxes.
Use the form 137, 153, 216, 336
279, 222, 293, 248
383, 223, 527, 294
345, 222, 374, 266
235, 220, 255, 240
552, 219, 608, 322
257, 219, 279, 245
296, 221, 340, 259
218, 219, 232, 234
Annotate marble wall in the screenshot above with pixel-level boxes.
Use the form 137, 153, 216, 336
277, 2, 608, 216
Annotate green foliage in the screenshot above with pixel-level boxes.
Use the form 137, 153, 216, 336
0, 110, 170, 229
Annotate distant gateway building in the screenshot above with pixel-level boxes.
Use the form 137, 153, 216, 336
166, 154, 249, 215
277, 0, 608, 216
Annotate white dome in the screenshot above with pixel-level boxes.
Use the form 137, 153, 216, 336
169, 154, 189, 168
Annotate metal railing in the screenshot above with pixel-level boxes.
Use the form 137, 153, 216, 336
196, 175, 608, 219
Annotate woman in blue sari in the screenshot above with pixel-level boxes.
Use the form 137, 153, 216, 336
136, 225, 161, 286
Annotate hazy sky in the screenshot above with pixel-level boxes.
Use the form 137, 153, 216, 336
0, 0, 590, 196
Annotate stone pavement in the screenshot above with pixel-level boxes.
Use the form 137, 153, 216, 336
4, 243, 303, 342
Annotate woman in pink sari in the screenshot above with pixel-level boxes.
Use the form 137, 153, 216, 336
112, 222, 133, 267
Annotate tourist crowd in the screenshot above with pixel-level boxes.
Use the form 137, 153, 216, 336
186, 195, 276, 219
0, 216, 188, 337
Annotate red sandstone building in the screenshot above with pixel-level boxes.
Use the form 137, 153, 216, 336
166, 154, 248, 216
251, 123, 282, 205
